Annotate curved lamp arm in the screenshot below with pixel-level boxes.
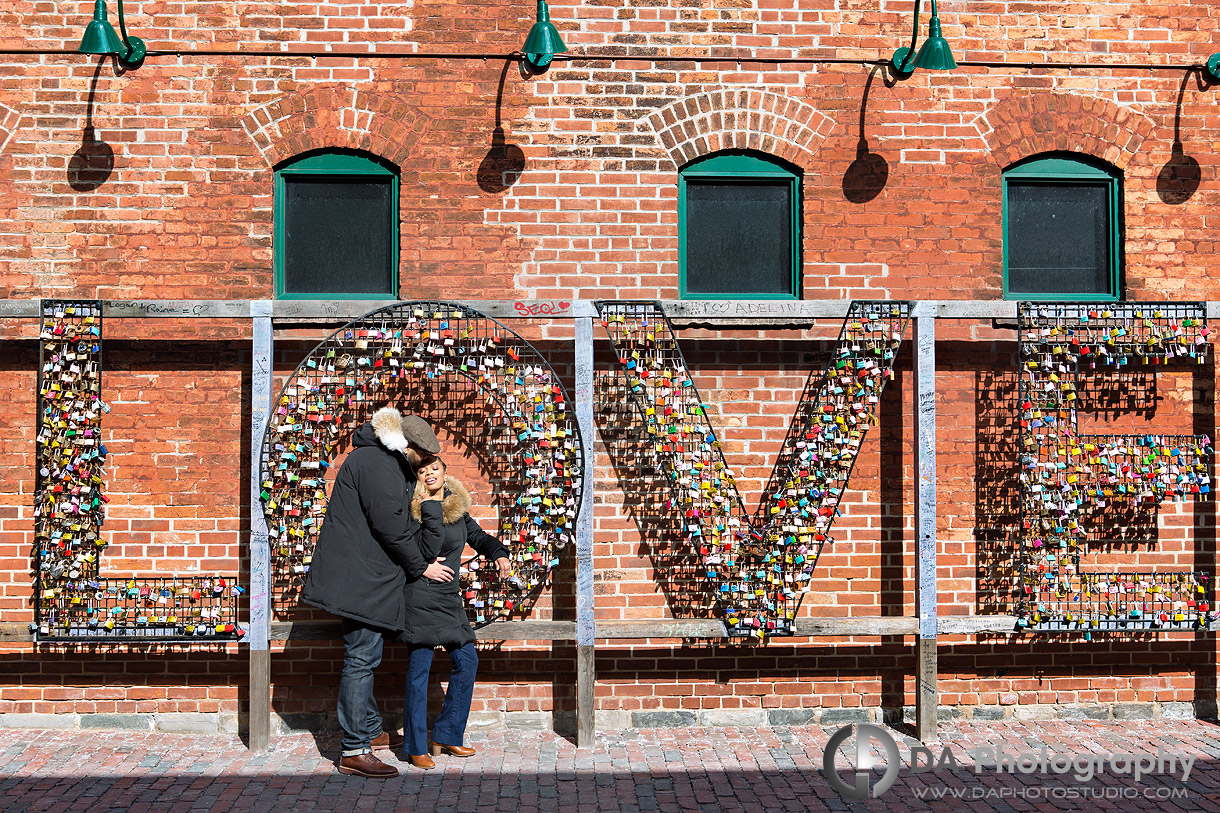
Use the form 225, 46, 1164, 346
891, 0, 925, 77
113, 0, 147, 67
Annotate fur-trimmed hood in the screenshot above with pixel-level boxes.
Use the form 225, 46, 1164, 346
370, 406, 410, 454
411, 475, 471, 524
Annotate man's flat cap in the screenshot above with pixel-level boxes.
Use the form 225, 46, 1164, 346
401, 414, 441, 454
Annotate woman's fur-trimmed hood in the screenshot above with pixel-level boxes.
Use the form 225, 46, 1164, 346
411, 475, 471, 524
371, 406, 409, 454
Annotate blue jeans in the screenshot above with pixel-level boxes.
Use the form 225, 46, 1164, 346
404, 642, 478, 756
337, 618, 390, 757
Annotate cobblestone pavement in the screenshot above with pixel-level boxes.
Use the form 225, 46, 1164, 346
2, 719, 1220, 812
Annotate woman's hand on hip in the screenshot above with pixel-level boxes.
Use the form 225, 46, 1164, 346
423, 560, 454, 582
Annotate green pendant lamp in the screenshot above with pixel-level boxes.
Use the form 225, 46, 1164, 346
891, 0, 956, 78
78, 0, 146, 68
79, 0, 123, 56
522, 0, 568, 72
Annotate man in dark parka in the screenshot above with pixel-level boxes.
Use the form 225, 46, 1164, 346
303, 406, 449, 778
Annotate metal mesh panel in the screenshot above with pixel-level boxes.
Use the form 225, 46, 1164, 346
282, 177, 394, 295
596, 300, 910, 639
259, 302, 584, 627
685, 180, 792, 295
1015, 302, 1213, 634
1007, 183, 1111, 295
34, 300, 242, 642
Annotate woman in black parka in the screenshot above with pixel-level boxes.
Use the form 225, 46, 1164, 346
401, 455, 510, 769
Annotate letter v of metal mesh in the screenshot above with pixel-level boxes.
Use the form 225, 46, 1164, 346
595, 300, 910, 639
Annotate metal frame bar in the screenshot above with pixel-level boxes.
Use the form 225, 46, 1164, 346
912, 303, 938, 741
0, 298, 1012, 321
0, 613, 1018, 641
574, 316, 597, 747
248, 301, 274, 752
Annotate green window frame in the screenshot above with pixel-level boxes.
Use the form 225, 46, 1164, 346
679, 152, 801, 300
274, 150, 399, 300
1002, 153, 1122, 301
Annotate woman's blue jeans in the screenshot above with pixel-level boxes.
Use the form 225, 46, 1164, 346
404, 642, 478, 756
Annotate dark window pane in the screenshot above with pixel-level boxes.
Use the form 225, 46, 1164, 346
1007, 182, 1111, 295
685, 180, 792, 295
283, 176, 394, 295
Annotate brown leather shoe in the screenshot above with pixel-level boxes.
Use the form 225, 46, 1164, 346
406, 753, 436, 770
337, 753, 398, 778
370, 730, 404, 750
430, 740, 476, 757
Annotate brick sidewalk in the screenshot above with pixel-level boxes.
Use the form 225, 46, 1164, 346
2, 719, 1219, 812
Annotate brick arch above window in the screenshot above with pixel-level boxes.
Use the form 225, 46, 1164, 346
976, 93, 1156, 171
642, 89, 835, 171
240, 85, 426, 168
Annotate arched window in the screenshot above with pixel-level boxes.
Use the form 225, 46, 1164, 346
274, 150, 399, 299
1003, 153, 1121, 300
679, 152, 801, 299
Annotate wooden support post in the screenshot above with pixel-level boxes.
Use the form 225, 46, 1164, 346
913, 303, 938, 742
574, 316, 596, 748
248, 301, 273, 752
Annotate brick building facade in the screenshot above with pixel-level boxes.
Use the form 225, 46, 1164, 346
1, 1, 1219, 737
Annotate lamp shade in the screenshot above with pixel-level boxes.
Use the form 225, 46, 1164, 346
79, 0, 124, 55
911, 15, 957, 71
522, 0, 567, 70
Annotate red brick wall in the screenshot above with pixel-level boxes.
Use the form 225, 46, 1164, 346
1, 0, 1219, 729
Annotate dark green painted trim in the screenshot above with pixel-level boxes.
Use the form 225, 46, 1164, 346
678, 152, 801, 300
1001, 153, 1122, 301
274, 150, 400, 300
682, 152, 798, 178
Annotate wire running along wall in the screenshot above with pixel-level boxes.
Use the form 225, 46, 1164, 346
258, 302, 584, 625
33, 300, 242, 642
595, 300, 910, 639
1016, 302, 1214, 633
